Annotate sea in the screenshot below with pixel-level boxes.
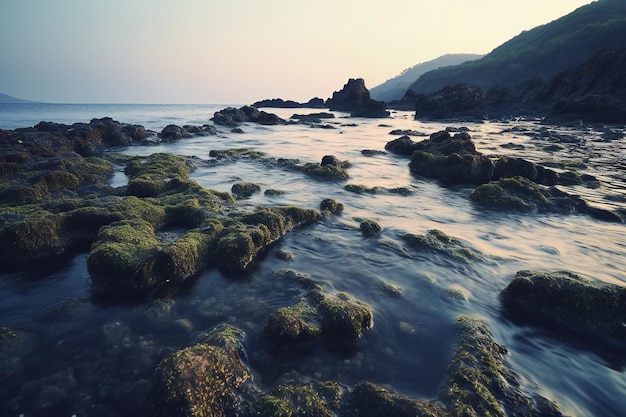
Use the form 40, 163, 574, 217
1, 103, 625, 416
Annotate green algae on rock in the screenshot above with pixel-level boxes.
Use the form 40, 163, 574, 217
231, 182, 262, 198
401, 229, 485, 263
150, 325, 251, 417
359, 219, 383, 237
344, 184, 414, 196
255, 381, 344, 417
501, 270, 626, 346
87, 219, 213, 294
263, 270, 373, 348
468, 176, 622, 222
317, 292, 374, 341
442, 316, 564, 417
320, 198, 344, 214
344, 382, 450, 417
215, 207, 321, 274
263, 301, 322, 345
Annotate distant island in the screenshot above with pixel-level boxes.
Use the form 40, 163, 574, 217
0, 93, 38, 104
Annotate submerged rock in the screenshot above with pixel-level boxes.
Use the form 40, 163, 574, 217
344, 382, 449, 417
263, 301, 321, 345
231, 182, 261, 198
402, 229, 485, 263
501, 270, 626, 347
215, 207, 321, 275
469, 176, 584, 214
150, 324, 251, 417
442, 316, 564, 417
263, 272, 373, 348
255, 381, 343, 417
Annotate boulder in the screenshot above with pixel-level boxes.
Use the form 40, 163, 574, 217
231, 182, 261, 198
384, 135, 417, 156
359, 219, 383, 237
468, 176, 586, 214
326, 78, 389, 118
501, 270, 626, 346
88, 117, 133, 147
150, 325, 251, 417
212, 106, 286, 127
159, 124, 191, 141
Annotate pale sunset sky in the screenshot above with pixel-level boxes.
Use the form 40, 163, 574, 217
1, 0, 594, 104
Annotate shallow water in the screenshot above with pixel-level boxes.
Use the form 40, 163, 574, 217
1, 104, 625, 416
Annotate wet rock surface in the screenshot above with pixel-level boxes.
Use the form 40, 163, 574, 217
501, 270, 626, 354
326, 78, 390, 118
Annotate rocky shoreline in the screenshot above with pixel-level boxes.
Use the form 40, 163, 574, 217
1, 109, 625, 416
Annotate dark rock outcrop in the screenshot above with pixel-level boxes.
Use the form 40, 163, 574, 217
406, 131, 494, 185
404, 48, 626, 124
252, 97, 326, 108
326, 78, 390, 118
212, 106, 287, 127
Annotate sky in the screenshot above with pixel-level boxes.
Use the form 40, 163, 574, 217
1, 0, 595, 104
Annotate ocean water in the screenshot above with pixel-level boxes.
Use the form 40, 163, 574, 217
1, 103, 625, 416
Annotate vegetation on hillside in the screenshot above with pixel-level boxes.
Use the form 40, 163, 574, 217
408, 0, 626, 94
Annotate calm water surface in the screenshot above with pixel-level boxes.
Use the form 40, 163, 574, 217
0, 104, 625, 416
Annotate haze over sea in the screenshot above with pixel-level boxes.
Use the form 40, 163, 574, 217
0, 102, 625, 416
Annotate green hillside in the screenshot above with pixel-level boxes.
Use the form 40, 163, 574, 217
370, 54, 482, 102
408, 0, 626, 94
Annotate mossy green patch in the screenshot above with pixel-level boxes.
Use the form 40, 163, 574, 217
401, 229, 484, 263
501, 270, 626, 344
231, 182, 261, 198
263, 301, 322, 345
150, 343, 250, 417
255, 382, 341, 417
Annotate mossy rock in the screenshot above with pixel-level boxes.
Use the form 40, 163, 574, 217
263, 301, 322, 346
344, 382, 450, 417
301, 160, 350, 180
501, 270, 626, 345
318, 292, 373, 340
320, 198, 344, 214
320, 155, 352, 169
409, 151, 494, 185
87, 219, 160, 293
88, 220, 213, 294
231, 182, 261, 198
214, 205, 320, 274
0, 213, 67, 266
265, 189, 286, 196
468, 176, 587, 214
123, 153, 193, 180
441, 316, 563, 417
359, 219, 383, 237
150, 342, 250, 417
255, 381, 342, 417
209, 148, 267, 160
401, 229, 484, 263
